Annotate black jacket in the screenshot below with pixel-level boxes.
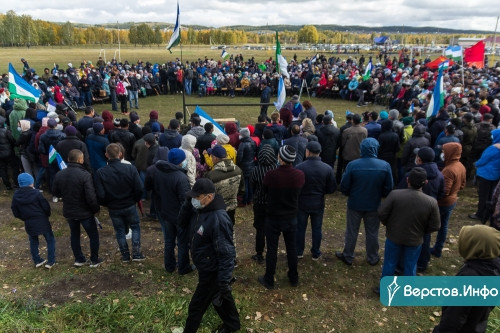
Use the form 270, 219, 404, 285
401, 125, 430, 169
316, 124, 341, 168
377, 120, 400, 163
95, 159, 143, 209
195, 132, 216, 164
0, 127, 15, 159
56, 136, 90, 171
145, 161, 190, 222
296, 156, 336, 211
52, 163, 100, 219
129, 122, 143, 140
39, 129, 65, 155
11, 187, 52, 236
283, 134, 308, 166
179, 194, 235, 286
158, 129, 182, 149
109, 128, 136, 161
236, 137, 257, 177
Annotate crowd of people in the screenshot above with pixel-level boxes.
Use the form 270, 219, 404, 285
1, 51, 500, 332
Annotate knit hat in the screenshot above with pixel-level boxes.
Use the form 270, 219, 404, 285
380, 111, 389, 120
306, 141, 321, 154
168, 148, 186, 165
151, 122, 160, 133
216, 134, 230, 144
186, 178, 216, 198
389, 109, 399, 120
149, 110, 159, 120
291, 95, 300, 102
18, 173, 34, 187
402, 117, 413, 126
240, 127, 250, 138
279, 145, 296, 163
143, 133, 156, 145
130, 113, 139, 123
64, 125, 77, 136
47, 118, 57, 128
408, 167, 427, 188
417, 147, 435, 163
93, 123, 104, 133
207, 144, 227, 158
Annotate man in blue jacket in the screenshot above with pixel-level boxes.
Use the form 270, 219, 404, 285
336, 138, 393, 266
179, 178, 240, 333
95, 143, 144, 263
295, 141, 336, 260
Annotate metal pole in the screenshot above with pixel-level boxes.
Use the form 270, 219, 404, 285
491, 16, 499, 64
117, 21, 121, 62
184, 103, 275, 107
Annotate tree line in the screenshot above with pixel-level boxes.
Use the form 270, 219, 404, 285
0, 10, 480, 47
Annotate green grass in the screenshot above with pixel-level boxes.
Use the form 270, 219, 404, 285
0, 47, 499, 332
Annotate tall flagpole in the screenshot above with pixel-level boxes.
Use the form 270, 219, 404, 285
492, 16, 499, 64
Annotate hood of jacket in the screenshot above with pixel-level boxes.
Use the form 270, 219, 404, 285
458, 225, 500, 260
19, 119, 31, 132
102, 110, 113, 121
224, 122, 238, 135
442, 142, 462, 165
213, 158, 237, 172
380, 119, 393, 132
420, 162, 440, 181
258, 144, 277, 166
181, 134, 196, 152
492, 129, 500, 144
163, 128, 179, 139
412, 124, 426, 137
155, 160, 186, 174
302, 118, 315, 134
360, 137, 379, 158
13, 99, 27, 112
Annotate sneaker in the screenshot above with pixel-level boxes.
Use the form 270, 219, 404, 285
125, 230, 132, 240
122, 257, 131, 263
89, 258, 104, 268
312, 253, 322, 261
335, 251, 353, 266
468, 213, 481, 220
52, 196, 58, 203
251, 254, 265, 264
45, 262, 55, 269
297, 254, 304, 259
35, 259, 47, 268
132, 255, 146, 262
257, 275, 274, 290
74, 260, 88, 267
179, 264, 196, 275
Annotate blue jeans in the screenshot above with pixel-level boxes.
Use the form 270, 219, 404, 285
296, 208, 324, 257
29, 230, 56, 265
184, 79, 192, 95
128, 90, 139, 109
67, 217, 99, 263
34, 166, 46, 190
82, 90, 92, 106
139, 170, 147, 200
382, 238, 422, 277
342, 208, 380, 264
198, 85, 206, 96
417, 233, 431, 270
432, 203, 456, 257
108, 205, 142, 259
158, 215, 190, 273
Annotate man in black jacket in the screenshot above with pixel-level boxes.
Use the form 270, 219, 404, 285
53, 149, 101, 267
195, 122, 216, 164
179, 178, 240, 333
109, 118, 136, 162
316, 115, 341, 170
145, 148, 194, 274
95, 143, 144, 262
56, 125, 90, 171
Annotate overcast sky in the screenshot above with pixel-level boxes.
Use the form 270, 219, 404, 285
5, 1, 500, 33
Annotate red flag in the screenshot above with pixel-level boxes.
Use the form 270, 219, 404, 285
464, 40, 485, 69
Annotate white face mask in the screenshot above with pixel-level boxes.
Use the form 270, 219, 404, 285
17, 126, 22, 132
191, 197, 204, 210
440, 152, 445, 161
181, 159, 188, 169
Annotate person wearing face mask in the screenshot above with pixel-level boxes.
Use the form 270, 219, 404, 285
179, 178, 240, 333
144, 148, 195, 275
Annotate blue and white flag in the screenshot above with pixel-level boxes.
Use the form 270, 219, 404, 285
426, 65, 445, 118
8, 63, 41, 102
56, 153, 67, 170
221, 49, 230, 60
49, 145, 67, 170
445, 45, 463, 62
47, 98, 56, 112
166, 2, 180, 53
363, 61, 373, 81
274, 76, 286, 110
194, 106, 226, 137
309, 54, 318, 65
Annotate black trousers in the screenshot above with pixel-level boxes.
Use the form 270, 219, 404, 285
184, 270, 240, 333
253, 204, 266, 255
476, 176, 499, 222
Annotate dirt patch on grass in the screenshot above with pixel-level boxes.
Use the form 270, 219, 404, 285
40, 271, 137, 305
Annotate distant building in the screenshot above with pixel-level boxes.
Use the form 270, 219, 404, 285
457, 37, 485, 47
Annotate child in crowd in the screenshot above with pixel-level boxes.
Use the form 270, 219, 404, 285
11, 173, 56, 269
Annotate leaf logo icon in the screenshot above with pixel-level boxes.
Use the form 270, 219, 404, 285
387, 276, 400, 306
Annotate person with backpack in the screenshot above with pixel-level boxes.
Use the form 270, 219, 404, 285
184, 66, 194, 95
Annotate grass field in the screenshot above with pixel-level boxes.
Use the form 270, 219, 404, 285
0, 47, 499, 332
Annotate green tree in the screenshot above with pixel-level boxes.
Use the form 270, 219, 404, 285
136, 23, 154, 45
129, 25, 138, 45
298, 25, 319, 43
60, 21, 74, 45
153, 26, 163, 46
3, 10, 21, 46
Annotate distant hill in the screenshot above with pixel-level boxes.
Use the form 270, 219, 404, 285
70, 22, 493, 34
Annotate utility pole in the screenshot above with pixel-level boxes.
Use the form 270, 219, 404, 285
491, 16, 499, 63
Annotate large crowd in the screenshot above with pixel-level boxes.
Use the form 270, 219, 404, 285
1, 52, 500, 333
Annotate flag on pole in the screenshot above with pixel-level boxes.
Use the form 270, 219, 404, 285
464, 40, 485, 69
49, 145, 67, 170
309, 53, 318, 65
166, 2, 180, 54
274, 76, 286, 110
194, 106, 226, 137
362, 61, 373, 81
8, 63, 41, 103
426, 65, 445, 118
275, 32, 289, 78
221, 49, 230, 60
444, 45, 463, 62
